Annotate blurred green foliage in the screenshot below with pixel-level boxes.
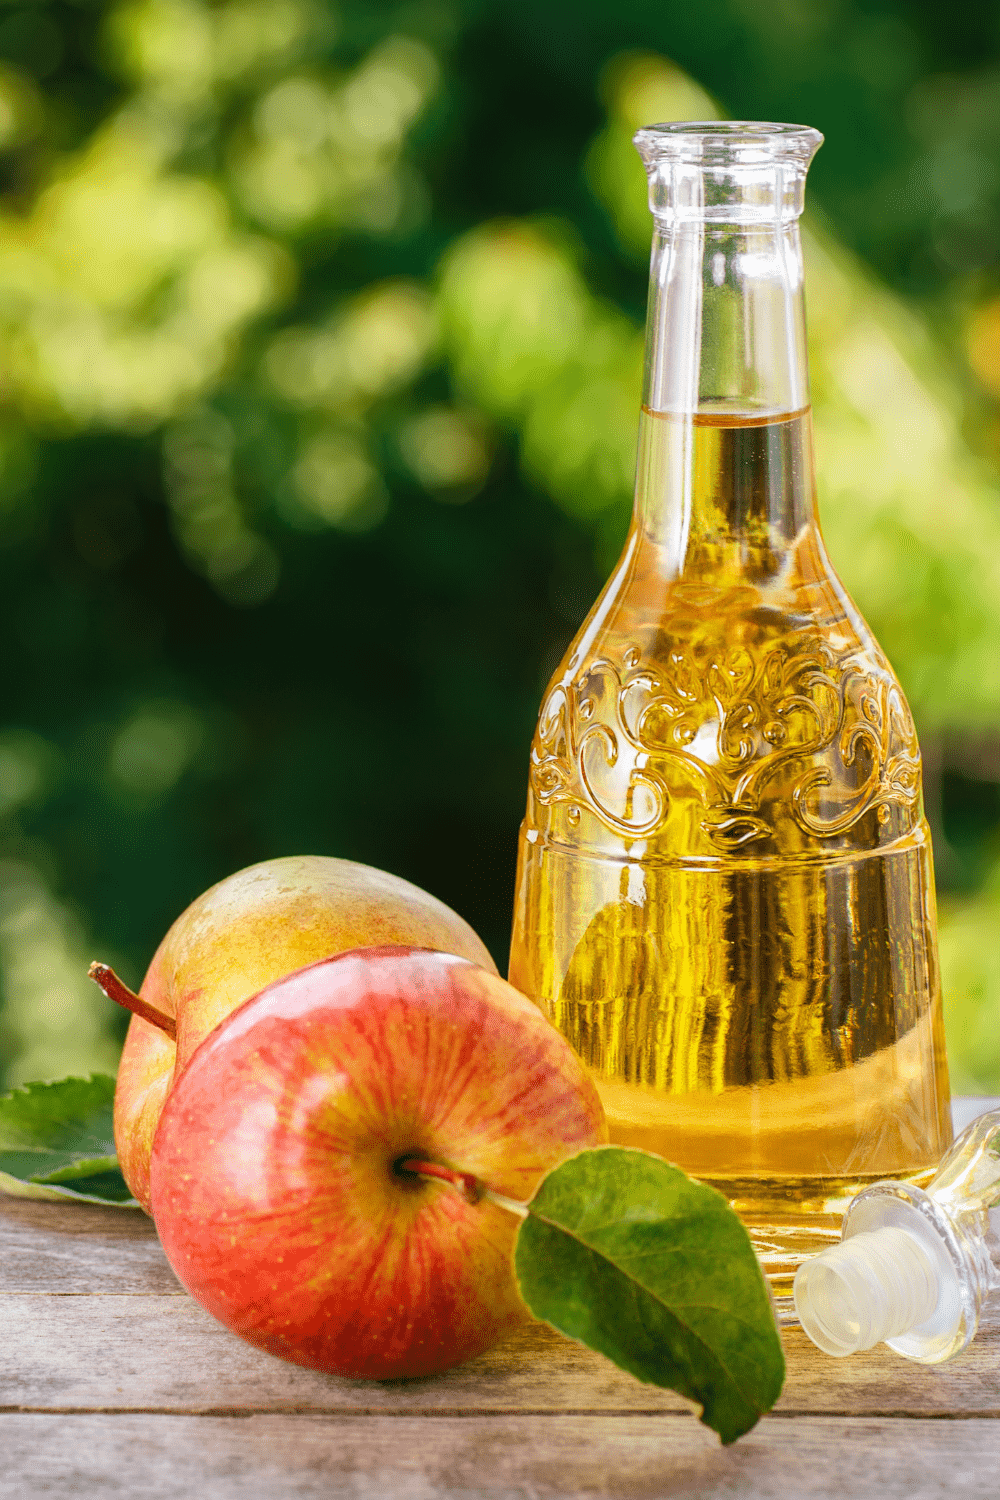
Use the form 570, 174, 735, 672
1, 0, 999, 1091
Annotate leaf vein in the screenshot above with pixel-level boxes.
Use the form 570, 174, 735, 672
527, 1208, 770, 1415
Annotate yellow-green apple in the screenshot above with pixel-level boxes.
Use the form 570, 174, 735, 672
109, 856, 498, 1211
148, 946, 607, 1379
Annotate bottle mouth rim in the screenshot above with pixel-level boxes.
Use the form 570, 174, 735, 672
634, 121, 823, 167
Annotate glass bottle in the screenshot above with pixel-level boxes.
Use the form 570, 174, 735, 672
508, 122, 952, 1303
794, 1106, 1000, 1362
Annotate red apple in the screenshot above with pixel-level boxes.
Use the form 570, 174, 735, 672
148, 946, 607, 1379
111, 856, 498, 1211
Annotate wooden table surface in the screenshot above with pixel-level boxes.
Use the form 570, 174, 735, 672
3, 1099, 998, 1499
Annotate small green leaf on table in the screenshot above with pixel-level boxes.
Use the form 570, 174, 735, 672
514, 1146, 785, 1445
0, 1075, 138, 1206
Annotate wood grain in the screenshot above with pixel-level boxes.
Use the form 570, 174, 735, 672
4, 1293, 999, 1418
0, 1196, 178, 1295
0, 1413, 994, 1500
3, 1097, 997, 1496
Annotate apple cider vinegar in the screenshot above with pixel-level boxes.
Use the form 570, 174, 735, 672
508, 124, 952, 1302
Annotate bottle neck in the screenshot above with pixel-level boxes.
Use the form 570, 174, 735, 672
635, 218, 816, 579
643, 219, 810, 414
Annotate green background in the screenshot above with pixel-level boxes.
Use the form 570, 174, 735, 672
1, 0, 999, 1093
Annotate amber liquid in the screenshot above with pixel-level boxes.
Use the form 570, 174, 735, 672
509, 409, 952, 1294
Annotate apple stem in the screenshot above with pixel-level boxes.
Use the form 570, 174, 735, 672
396, 1157, 530, 1218
481, 1187, 530, 1221
88, 962, 177, 1041
397, 1158, 482, 1204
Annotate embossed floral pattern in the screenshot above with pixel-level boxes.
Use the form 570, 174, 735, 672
529, 639, 921, 851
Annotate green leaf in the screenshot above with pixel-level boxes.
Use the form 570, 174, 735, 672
0, 1076, 139, 1207
514, 1146, 785, 1445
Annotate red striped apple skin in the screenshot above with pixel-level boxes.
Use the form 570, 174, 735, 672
149, 946, 607, 1380
115, 856, 498, 1211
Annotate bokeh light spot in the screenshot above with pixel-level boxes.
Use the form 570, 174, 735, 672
108, 701, 206, 797
398, 407, 491, 496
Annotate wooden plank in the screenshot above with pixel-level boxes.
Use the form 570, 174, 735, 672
951, 1097, 999, 1132
0, 1413, 994, 1499
3, 1293, 998, 1418
0, 1197, 179, 1296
